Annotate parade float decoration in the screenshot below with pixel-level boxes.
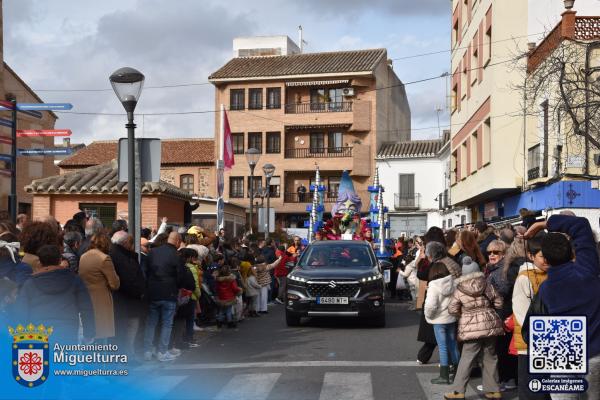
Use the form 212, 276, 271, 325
368, 168, 391, 258
305, 166, 326, 243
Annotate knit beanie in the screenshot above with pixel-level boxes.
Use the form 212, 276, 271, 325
461, 256, 480, 275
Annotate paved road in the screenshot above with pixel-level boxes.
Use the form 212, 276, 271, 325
138, 301, 519, 400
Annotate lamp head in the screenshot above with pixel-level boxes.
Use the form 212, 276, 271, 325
246, 148, 261, 167
262, 163, 276, 178
109, 67, 145, 113
564, 0, 575, 10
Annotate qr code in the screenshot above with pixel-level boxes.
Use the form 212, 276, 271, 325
529, 316, 587, 374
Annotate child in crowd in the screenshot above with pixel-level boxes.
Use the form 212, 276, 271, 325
254, 255, 282, 314
229, 257, 244, 322
176, 248, 201, 348
215, 265, 242, 328
244, 266, 262, 317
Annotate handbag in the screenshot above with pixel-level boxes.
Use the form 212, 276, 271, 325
177, 288, 193, 306
395, 275, 407, 290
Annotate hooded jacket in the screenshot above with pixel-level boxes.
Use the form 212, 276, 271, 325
0, 257, 32, 287
15, 268, 95, 343
440, 256, 462, 279
424, 274, 456, 324
448, 271, 504, 342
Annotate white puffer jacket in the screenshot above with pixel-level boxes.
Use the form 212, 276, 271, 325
424, 274, 457, 324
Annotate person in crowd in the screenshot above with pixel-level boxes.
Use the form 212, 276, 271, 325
20, 221, 61, 273
144, 232, 195, 362
499, 228, 515, 245
16, 214, 28, 232
287, 236, 304, 260
519, 208, 537, 229
72, 211, 88, 238
526, 215, 600, 399
215, 264, 242, 328
244, 265, 262, 317
79, 233, 120, 343
79, 217, 104, 255
109, 231, 145, 360
452, 230, 486, 269
254, 255, 282, 314
444, 256, 504, 400
40, 215, 61, 235
62, 231, 82, 273
274, 245, 292, 304
425, 241, 462, 279
0, 231, 32, 287
173, 248, 201, 348
398, 253, 419, 307
15, 244, 95, 344
511, 233, 550, 400
475, 221, 498, 262
424, 261, 460, 385
297, 183, 307, 202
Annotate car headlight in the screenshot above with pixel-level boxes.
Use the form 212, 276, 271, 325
360, 273, 382, 283
289, 275, 307, 283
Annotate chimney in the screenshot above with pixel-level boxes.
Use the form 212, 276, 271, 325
527, 42, 537, 52
298, 25, 303, 53
561, 1, 577, 39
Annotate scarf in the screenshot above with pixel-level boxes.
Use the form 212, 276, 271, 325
0, 240, 20, 263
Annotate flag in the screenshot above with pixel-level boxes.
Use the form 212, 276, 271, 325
223, 110, 234, 170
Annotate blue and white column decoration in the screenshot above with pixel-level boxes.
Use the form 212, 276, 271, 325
305, 166, 326, 243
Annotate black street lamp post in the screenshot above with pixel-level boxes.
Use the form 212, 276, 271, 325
246, 148, 261, 234
262, 163, 275, 240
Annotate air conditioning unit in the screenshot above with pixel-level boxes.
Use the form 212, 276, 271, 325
342, 87, 355, 97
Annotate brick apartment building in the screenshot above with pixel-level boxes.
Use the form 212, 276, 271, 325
209, 37, 411, 228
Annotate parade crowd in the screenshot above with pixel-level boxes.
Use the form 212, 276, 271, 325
389, 212, 600, 400
0, 213, 298, 364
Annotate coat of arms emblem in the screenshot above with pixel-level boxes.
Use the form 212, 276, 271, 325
8, 323, 52, 388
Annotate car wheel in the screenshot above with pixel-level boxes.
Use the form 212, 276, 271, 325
371, 313, 386, 328
286, 311, 301, 327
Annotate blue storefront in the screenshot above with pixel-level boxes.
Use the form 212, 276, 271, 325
479, 180, 600, 221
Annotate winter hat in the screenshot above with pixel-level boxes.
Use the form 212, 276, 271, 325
461, 256, 480, 275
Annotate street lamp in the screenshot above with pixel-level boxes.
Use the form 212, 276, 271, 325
564, 0, 575, 10
246, 148, 261, 234
109, 67, 145, 255
262, 163, 276, 240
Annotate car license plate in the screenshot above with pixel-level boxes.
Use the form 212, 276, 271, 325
317, 297, 349, 305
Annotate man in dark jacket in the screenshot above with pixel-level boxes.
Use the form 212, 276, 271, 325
109, 231, 146, 360
62, 231, 82, 273
143, 232, 194, 362
475, 221, 497, 262
15, 245, 95, 344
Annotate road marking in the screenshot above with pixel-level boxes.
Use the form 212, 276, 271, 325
319, 372, 373, 400
214, 373, 281, 400
155, 360, 429, 371
416, 372, 478, 400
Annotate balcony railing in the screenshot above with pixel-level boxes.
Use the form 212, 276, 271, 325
284, 192, 339, 203
284, 102, 353, 114
394, 193, 421, 210
285, 147, 352, 159
528, 166, 540, 180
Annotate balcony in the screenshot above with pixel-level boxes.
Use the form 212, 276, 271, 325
285, 147, 353, 159
284, 102, 353, 114
284, 192, 339, 203
394, 193, 421, 210
528, 167, 540, 180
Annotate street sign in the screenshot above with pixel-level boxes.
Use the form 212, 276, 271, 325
0, 103, 74, 111
19, 110, 43, 119
17, 148, 73, 156
17, 129, 72, 137
118, 138, 161, 183
0, 137, 11, 145
0, 118, 12, 128
0, 101, 13, 109
0, 154, 12, 162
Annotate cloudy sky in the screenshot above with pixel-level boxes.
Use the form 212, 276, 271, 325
5, 0, 452, 144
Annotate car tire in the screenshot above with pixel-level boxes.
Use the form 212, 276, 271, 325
286, 311, 301, 327
370, 313, 386, 328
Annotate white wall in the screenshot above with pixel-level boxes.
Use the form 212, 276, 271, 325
528, 0, 600, 38
377, 157, 444, 211
233, 36, 300, 57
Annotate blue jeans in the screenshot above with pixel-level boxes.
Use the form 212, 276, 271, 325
433, 322, 460, 366
217, 305, 233, 323
143, 300, 177, 353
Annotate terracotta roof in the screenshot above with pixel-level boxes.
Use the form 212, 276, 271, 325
26, 161, 192, 201
58, 139, 214, 168
377, 139, 445, 159
209, 49, 387, 81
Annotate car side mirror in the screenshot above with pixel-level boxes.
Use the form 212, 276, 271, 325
379, 260, 393, 269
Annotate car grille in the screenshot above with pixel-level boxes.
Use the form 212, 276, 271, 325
306, 281, 360, 298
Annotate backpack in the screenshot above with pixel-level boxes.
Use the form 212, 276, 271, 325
521, 291, 548, 344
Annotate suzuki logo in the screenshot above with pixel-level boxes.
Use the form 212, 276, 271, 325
328, 281, 337, 288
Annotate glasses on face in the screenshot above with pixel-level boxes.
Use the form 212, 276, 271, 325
488, 250, 503, 255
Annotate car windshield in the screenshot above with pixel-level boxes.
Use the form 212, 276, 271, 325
298, 244, 375, 269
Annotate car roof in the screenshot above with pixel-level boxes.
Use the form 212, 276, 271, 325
308, 240, 371, 247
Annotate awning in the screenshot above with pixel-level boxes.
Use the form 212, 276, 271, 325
285, 123, 351, 130
285, 80, 349, 87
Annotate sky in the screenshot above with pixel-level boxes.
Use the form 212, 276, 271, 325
4, 0, 455, 144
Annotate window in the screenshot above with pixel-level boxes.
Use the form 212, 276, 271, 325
230, 177, 244, 198
232, 133, 244, 154
266, 132, 281, 154
462, 0, 469, 31
485, 26, 492, 64
448, 218, 453, 228
451, 150, 458, 184
310, 132, 325, 153
266, 88, 281, 109
451, 83, 458, 113
328, 132, 343, 152
230, 89, 245, 110
461, 65, 468, 99
542, 100, 549, 177
328, 177, 341, 199
528, 144, 541, 180
249, 88, 263, 110
248, 132, 262, 153
398, 174, 415, 208
268, 176, 280, 198
461, 215, 467, 225
79, 203, 117, 229
180, 174, 194, 192
452, 20, 460, 48
247, 176, 262, 198
310, 88, 345, 111
482, 118, 491, 165
471, 36, 478, 85
460, 142, 468, 179
470, 132, 478, 174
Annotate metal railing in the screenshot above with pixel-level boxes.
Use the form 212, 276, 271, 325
284, 102, 353, 114
394, 193, 421, 210
284, 192, 339, 203
528, 167, 540, 180
284, 147, 352, 158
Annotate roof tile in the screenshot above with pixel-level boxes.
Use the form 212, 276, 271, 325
377, 139, 445, 159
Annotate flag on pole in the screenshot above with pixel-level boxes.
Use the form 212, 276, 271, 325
223, 110, 234, 171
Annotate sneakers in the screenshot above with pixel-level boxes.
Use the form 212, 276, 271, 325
168, 348, 182, 357
193, 324, 204, 332
156, 351, 177, 362
274, 298, 284, 305
443, 392, 465, 399
416, 359, 426, 365
184, 341, 200, 348
143, 351, 153, 361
